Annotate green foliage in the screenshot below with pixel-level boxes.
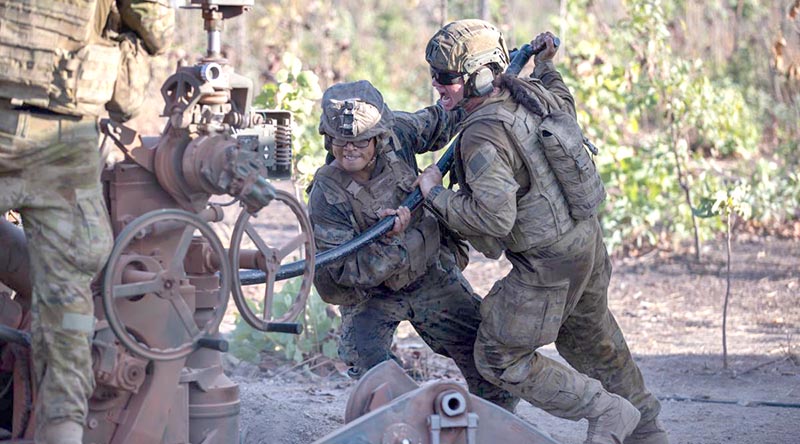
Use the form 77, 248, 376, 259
243, 0, 799, 255
694, 182, 753, 221
229, 279, 341, 364
557, 0, 779, 251
254, 52, 325, 189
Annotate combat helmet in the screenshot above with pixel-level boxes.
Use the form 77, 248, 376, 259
425, 19, 510, 97
318, 80, 395, 144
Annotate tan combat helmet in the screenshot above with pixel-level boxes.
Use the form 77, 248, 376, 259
318, 80, 395, 143
425, 19, 510, 97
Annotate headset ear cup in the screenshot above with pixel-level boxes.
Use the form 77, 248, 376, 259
471, 66, 495, 96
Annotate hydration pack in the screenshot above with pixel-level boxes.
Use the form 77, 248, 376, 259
537, 109, 605, 220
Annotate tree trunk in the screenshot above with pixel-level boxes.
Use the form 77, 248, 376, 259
722, 210, 732, 369
670, 123, 701, 262
478, 0, 490, 21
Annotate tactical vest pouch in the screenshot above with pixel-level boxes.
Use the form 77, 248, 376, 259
0, 0, 119, 117
440, 226, 469, 271
314, 273, 368, 306
538, 110, 605, 220
383, 215, 440, 291
50, 43, 120, 116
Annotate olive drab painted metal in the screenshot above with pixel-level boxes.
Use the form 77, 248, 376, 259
0, 1, 314, 443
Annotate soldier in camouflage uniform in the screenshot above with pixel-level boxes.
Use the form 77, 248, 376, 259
0, 1, 173, 442
415, 20, 669, 444
308, 80, 517, 411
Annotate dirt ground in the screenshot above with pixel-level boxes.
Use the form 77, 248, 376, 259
227, 230, 800, 444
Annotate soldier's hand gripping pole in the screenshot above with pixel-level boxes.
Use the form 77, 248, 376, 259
239, 35, 557, 285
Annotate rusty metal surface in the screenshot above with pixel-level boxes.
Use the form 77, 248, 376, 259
315, 360, 561, 444
0, 1, 550, 442
344, 359, 419, 423
229, 189, 315, 331
0, 2, 310, 442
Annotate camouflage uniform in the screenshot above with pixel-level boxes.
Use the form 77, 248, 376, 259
309, 81, 517, 410
423, 20, 666, 444
0, 0, 173, 439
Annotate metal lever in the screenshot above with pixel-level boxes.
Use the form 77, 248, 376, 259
507, 36, 561, 77
197, 337, 229, 352
264, 322, 303, 335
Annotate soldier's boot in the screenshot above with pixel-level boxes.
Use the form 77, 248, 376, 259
583, 391, 641, 444
41, 419, 83, 444
623, 418, 669, 444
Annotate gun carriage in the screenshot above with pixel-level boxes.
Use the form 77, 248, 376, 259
0, 1, 314, 442
0, 1, 561, 442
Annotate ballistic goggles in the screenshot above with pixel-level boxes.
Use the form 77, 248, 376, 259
430, 68, 464, 85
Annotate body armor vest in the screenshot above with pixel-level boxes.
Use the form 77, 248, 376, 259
315, 137, 440, 291
459, 94, 577, 254
0, 0, 119, 117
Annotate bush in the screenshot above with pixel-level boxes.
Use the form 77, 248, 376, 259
229, 278, 340, 364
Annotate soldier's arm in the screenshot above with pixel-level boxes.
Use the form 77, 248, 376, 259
531, 61, 577, 118
117, 0, 174, 55
308, 181, 421, 291
393, 104, 463, 155
426, 123, 519, 238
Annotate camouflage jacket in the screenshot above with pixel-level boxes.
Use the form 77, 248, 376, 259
309, 105, 460, 305
426, 61, 578, 256
0, 0, 173, 118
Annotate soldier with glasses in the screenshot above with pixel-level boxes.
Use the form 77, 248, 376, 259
307, 80, 518, 412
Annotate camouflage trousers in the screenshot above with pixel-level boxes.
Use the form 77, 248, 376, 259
474, 217, 661, 423
0, 103, 112, 429
338, 260, 518, 411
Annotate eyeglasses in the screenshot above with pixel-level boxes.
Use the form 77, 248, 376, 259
430, 68, 464, 85
331, 138, 372, 149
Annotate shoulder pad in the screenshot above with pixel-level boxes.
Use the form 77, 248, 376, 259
310, 167, 349, 205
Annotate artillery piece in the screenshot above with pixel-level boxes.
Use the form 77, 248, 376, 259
0, 0, 314, 442
0, 1, 569, 440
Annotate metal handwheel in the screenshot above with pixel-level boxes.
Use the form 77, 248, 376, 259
229, 189, 315, 331
102, 209, 232, 361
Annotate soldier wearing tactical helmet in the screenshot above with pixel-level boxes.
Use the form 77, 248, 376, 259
308, 80, 518, 411
416, 20, 669, 444
0, 1, 173, 442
